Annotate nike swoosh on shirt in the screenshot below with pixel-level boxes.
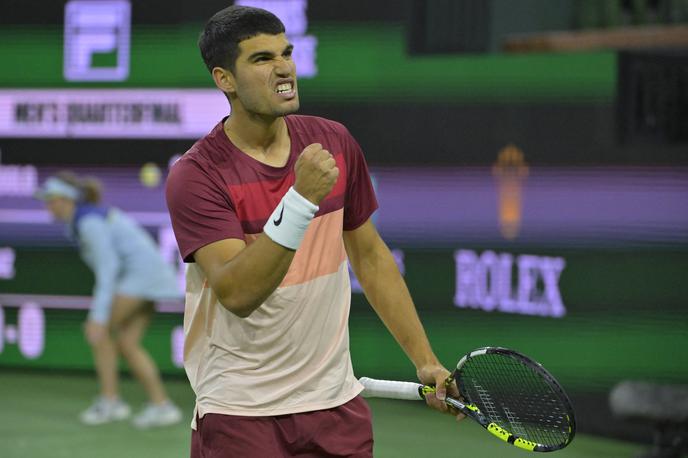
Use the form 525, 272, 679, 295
273, 205, 284, 226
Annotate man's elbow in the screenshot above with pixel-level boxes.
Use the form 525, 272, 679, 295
216, 294, 259, 318
208, 275, 269, 318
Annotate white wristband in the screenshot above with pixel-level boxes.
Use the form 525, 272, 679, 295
263, 187, 319, 250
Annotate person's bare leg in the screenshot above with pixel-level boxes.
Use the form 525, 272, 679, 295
111, 296, 168, 404
81, 320, 129, 425
90, 332, 119, 399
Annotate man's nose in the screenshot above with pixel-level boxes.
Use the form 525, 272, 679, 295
274, 57, 292, 75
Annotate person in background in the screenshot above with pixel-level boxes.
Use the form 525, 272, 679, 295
35, 171, 183, 428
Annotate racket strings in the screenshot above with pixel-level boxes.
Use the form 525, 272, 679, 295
460, 353, 572, 447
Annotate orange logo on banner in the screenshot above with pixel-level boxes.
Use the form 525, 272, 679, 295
492, 144, 529, 240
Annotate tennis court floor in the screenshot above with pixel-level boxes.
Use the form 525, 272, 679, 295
1, 371, 643, 458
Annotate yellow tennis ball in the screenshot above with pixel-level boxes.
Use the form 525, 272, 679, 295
139, 162, 161, 188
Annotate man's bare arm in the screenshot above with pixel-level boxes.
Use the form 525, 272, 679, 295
344, 220, 438, 368
344, 219, 458, 412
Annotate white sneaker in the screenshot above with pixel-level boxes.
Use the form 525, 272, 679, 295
79, 397, 131, 425
132, 401, 182, 429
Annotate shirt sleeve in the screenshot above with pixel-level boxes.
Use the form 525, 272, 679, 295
165, 156, 245, 262
342, 129, 378, 231
78, 215, 119, 324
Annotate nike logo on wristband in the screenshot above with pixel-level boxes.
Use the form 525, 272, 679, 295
273, 206, 284, 226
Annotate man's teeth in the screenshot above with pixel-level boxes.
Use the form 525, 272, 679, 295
276, 83, 292, 94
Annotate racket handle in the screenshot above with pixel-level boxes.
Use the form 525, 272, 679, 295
359, 377, 424, 401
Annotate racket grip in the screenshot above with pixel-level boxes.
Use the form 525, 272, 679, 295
359, 377, 424, 401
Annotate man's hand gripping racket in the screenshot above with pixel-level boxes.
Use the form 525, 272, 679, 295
360, 347, 576, 452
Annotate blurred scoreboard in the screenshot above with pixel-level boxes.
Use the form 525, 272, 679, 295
0, 0, 318, 141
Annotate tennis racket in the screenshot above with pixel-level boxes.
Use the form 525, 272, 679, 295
360, 346, 575, 452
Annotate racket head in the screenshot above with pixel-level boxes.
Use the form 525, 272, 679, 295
454, 347, 576, 452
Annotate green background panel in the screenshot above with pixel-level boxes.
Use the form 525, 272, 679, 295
0, 307, 183, 372
1, 301, 685, 393
0, 24, 616, 102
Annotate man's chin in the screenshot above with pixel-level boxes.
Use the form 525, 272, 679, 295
275, 100, 300, 116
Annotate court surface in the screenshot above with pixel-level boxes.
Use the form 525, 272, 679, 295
1, 371, 643, 458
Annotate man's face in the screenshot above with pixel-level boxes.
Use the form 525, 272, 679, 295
229, 33, 299, 117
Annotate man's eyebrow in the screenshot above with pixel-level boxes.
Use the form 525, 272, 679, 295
247, 44, 294, 60
247, 50, 272, 60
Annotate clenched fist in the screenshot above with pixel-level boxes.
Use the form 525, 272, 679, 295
293, 143, 339, 205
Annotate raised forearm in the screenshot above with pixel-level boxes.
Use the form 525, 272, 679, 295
205, 235, 295, 317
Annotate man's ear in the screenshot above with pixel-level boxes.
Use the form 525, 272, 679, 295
212, 67, 236, 95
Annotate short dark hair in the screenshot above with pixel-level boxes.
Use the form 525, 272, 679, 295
198, 5, 285, 73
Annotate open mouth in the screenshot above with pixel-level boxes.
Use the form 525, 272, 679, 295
275, 82, 296, 99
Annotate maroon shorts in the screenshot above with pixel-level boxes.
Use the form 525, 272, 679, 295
190, 396, 373, 458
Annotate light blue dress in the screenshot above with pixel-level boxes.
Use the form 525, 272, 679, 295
70, 205, 181, 324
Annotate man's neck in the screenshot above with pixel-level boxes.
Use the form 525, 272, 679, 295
225, 110, 287, 148
223, 111, 291, 167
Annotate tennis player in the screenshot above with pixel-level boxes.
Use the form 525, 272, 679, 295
165, 5, 460, 457
35, 172, 183, 428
